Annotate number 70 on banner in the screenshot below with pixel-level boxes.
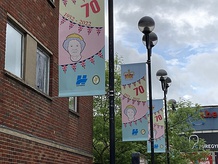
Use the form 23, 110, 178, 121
133, 85, 145, 96
81, 0, 101, 18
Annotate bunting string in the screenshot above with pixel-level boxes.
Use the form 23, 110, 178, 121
120, 94, 147, 105
60, 14, 103, 35
62, 0, 86, 6
122, 75, 146, 89
123, 113, 148, 128
61, 49, 104, 73
147, 135, 165, 142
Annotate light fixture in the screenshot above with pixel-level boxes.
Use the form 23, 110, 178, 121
138, 16, 158, 164
156, 69, 172, 164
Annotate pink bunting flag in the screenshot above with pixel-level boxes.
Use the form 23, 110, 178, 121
87, 27, 93, 35
96, 27, 102, 35
60, 17, 66, 25
69, 21, 74, 29
80, 60, 86, 68
71, 64, 77, 72
97, 51, 103, 58
62, 65, 68, 73
89, 56, 95, 64
62, 0, 68, 6
78, 25, 83, 33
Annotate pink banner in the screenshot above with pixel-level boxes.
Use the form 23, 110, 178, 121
121, 63, 149, 141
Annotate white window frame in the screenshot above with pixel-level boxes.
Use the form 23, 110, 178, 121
69, 97, 78, 112
5, 22, 24, 78
36, 48, 50, 94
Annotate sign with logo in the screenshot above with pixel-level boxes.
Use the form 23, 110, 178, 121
58, 0, 105, 97
121, 63, 149, 141
190, 107, 218, 131
147, 99, 165, 153
191, 133, 218, 151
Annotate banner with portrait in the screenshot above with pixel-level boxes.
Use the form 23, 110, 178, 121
147, 99, 165, 153
121, 63, 149, 141
58, 0, 105, 97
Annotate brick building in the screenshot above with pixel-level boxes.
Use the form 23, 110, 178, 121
0, 0, 93, 163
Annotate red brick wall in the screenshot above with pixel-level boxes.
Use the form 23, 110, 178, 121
0, 132, 92, 164
0, 0, 93, 163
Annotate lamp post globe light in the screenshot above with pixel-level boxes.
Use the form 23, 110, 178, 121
156, 69, 172, 164
138, 16, 158, 164
168, 99, 177, 111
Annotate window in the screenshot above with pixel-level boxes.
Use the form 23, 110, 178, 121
69, 97, 78, 112
36, 48, 50, 94
5, 23, 24, 78
48, 0, 56, 8
5, 17, 51, 95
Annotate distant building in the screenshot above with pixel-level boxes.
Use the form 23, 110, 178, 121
0, 1, 93, 163
190, 106, 218, 163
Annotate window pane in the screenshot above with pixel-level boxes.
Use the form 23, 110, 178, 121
69, 97, 77, 112
5, 23, 23, 77
36, 49, 49, 93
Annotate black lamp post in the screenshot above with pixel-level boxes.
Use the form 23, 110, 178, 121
108, 0, 115, 164
156, 69, 172, 164
138, 16, 158, 164
168, 99, 177, 111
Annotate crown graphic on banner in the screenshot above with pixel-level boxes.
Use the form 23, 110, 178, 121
124, 70, 134, 79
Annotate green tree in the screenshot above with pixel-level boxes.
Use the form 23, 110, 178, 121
166, 100, 209, 164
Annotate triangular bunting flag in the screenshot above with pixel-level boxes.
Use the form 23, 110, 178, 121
62, 0, 68, 6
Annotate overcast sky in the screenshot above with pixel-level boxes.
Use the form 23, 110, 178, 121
107, 0, 218, 106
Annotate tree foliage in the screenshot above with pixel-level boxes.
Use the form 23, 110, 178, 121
167, 100, 209, 163
93, 57, 209, 164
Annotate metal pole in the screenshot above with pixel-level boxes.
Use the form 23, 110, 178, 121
164, 89, 170, 164
108, 0, 115, 164
146, 34, 155, 164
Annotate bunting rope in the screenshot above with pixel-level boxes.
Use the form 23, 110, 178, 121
148, 135, 165, 142
61, 49, 104, 73
122, 76, 146, 89
62, 0, 86, 7
60, 14, 103, 35
120, 94, 147, 106
123, 113, 148, 128
147, 108, 164, 123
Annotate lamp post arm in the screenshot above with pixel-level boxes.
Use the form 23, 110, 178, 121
145, 34, 151, 50
160, 79, 167, 92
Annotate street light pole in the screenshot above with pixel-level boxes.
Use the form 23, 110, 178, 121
164, 84, 170, 164
138, 16, 158, 164
156, 69, 172, 164
168, 99, 177, 111
108, 0, 115, 164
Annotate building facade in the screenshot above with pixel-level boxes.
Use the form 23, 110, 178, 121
0, 0, 93, 163
191, 106, 218, 163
